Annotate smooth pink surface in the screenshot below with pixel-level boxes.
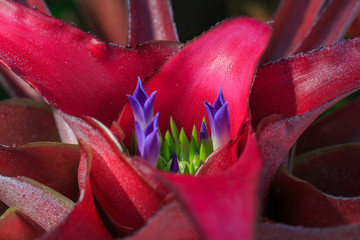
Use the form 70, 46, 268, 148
119, 17, 272, 141
0, 0, 181, 127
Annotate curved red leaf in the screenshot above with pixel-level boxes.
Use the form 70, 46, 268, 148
124, 202, 200, 240
128, 0, 178, 46
297, 98, 360, 154
119, 17, 272, 141
15, 0, 51, 15
293, 143, 360, 197
0, 143, 80, 201
296, 0, 360, 53
0, 0, 181, 127
0, 99, 60, 146
0, 207, 43, 240
258, 221, 360, 240
263, 0, 325, 62
267, 166, 360, 227
41, 141, 112, 240
162, 132, 262, 240
62, 113, 168, 232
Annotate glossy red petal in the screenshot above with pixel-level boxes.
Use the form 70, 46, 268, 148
62, 113, 168, 232
0, 207, 43, 240
258, 221, 360, 240
263, 0, 325, 62
41, 141, 112, 240
0, 99, 60, 146
297, 98, 360, 154
296, 0, 360, 53
0, 143, 80, 201
123, 202, 200, 240
74, 0, 129, 46
251, 38, 360, 128
293, 144, 360, 197
128, 0, 178, 46
163, 132, 262, 240
119, 17, 272, 140
0, 0, 181, 127
267, 166, 360, 227
0, 176, 74, 231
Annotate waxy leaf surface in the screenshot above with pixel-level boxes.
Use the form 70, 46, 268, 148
0, 0, 181, 127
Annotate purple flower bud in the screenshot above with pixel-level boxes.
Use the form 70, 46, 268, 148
128, 77, 160, 167
127, 77, 157, 129
170, 153, 179, 173
199, 121, 209, 141
204, 88, 230, 150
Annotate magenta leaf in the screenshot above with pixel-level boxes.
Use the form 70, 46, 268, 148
123, 202, 200, 240
0, 99, 60, 146
119, 17, 272, 141
0, 0, 181, 126
162, 132, 263, 240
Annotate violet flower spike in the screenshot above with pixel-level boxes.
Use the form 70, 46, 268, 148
204, 88, 230, 150
128, 78, 160, 167
170, 153, 179, 173
127, 77, 157, 129
199, 121, 209, 141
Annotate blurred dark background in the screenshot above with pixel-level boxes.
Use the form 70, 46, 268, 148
46, 0, 281, 42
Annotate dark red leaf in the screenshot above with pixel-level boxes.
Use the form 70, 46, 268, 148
119, 17, 272, 141
297, 98, 360, 154
258, 221, 360, 240
296, 0, 360, 53
0, 142, 80, 201
0, 99, 60, 146
262, 0, 325, 62
128, 0, 178, 46
0, 0, 181, 127
293, 143, 360, 197
13, 0, 51, 15
267, 166, 360, 227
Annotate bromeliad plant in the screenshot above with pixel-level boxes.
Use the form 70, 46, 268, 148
0, 0, 360, 240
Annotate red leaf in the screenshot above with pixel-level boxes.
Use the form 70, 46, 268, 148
0, 176, 74, 231
74, 0, 129, 46
0, 207, 43, 240
258, 221, 360, 240
293, 144, 360, 197
162, 132, 262, 240
0, 99, 60, 146
119, 17, 272, 141
0, 0, 181, 127
296, 0, 360, 53
13, 0, 51, 15
128, 0, 178, 46
61, 113, 168, 232
123, 202, 200, 240
297, 98, 360, 154
267, 166, 360, 227
0, 143, 80, 201
41, 141, 112, 240
263, 0, 325, 62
